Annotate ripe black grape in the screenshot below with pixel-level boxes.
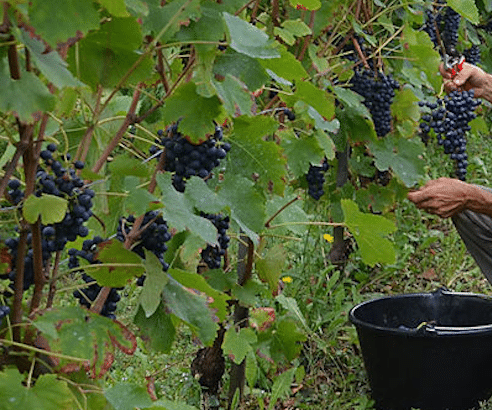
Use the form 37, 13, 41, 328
306, 160, 329, 200
4, 145, 94, 291
150, 122, 230, 192
419, 90, 480, 180
200, 213, 230, 270
442, 7, 461, 50
0, 305, 10, 326
350, 69, 399, 137
463, 45, 481, 65
116, 211, 172, 285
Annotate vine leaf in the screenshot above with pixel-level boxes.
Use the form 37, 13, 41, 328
139, 250, 169, 318
123, 177, 158, 216
105, 382, 153, 410
156, 173, 218, 245
213, 49, 270, 92
256, 244, 287, 291
170, 268, 229, 322
274, 19, 312, 46
32, 306, 137, 379
23, 194, 68, 224
91, 239, 145, 287
223, 12, 280, 59
145, 0, 201, 42
28, 0, 100, 48
96, 0, 130, 17
284, 81, 335, 121
19, 30, 85, 89
222, 327, 257, 364
0, 59, 56, 121
280, 129, 324, 178
134, 303, 176, 353
369, 136, 425, 187
214, 74, 254, 117
160, 82, 222, 143
260, 45, 308, 83
142, 399, 200, 410
67, 17, 153, 89
274, 319, 307, 361
162, 276, 218, 345
0, 369, 76, 410
228, 115, 286, 195
341, 199, 396, 267
448, 0, 479, 24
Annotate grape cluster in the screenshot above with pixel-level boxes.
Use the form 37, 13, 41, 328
422, 8, 443, 48
3, 144, 94, 291
419, 89, 480, 180
350, 69, 400, 137
200, 213, 230, 270
0, 305, 10, 326
116, 211, 172, 285
69, 237, 121, 319
442, 7, 461, 49
306, 160, 329, 200
150, 123, 230, 192
463, 45, 481, 65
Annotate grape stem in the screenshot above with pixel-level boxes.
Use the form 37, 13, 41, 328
265, 195, 301, 228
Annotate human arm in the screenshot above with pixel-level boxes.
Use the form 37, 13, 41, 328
407, 177, 492, 218
439, 62, 492, 103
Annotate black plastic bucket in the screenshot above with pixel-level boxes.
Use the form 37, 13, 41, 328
349, 288, 492, 410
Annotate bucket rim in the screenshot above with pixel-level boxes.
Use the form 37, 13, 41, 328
349, 289, 492, 336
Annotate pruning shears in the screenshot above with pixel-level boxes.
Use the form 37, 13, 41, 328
443, 53, 465, 77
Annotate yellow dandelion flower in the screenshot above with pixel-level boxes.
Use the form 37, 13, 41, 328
323, 234, 334, 243
281, 276, 293, 283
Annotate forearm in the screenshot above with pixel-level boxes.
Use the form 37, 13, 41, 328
465, 184, 492, 217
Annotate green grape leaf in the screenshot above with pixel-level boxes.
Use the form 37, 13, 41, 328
143, 400, 200, 410
369, 136, 425, 187
222, 327, 257, 364
287, 81, 335, 120
391, 87, 420, 122
110, 156, 150, 177
356, 180, 400, 214
0, 369, 76, 410
97, 0, 130, 17
160, 82, 222, 143
288, 0, 321, 10
280, 129, 324, 177
67, 17, 153, 89
169, 268, 229, 321
89, 239, 145, 287
33, 306, 137, 378
336, 105, 377, 149
214, 49, 270, 91
184, 177, 227, 214
256, 244, 287, 291
341, 199, 396, 267
214, 74, 254, 117
28, 0, 99, 48
265, 194, 310, 235
245, 350, 258, 388
220, 174, 267, 245
227, 115, 286, 195
401, 26, 441, 93
156, 173, 218, 244
105, 382, 153, 410
145, 0, 201, 42
276, 294, 309, 331
223, 12, 280, 59
139, 250, 169, 317
124, 176, 158, 216
19, 30, 85, 89
332, 86, 371, 118
314, 129, 336, 160
259, 45, 308, 83
176, 3, 224, 42
23, 194, 68, 224
163, 276, 218, 345
274, 19, 312, 45
274, 319, 306, 361
134, 303, 176, 353
267, 367, 297, 410
308, 106, 340, 135
0, 58, 56, 121
448, 0, 479, 24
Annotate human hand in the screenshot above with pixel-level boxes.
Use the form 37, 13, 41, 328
407, 177, 472, 218
439, 62, 492, 102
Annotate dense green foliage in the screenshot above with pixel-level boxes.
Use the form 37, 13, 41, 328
0, 0, 491, 409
